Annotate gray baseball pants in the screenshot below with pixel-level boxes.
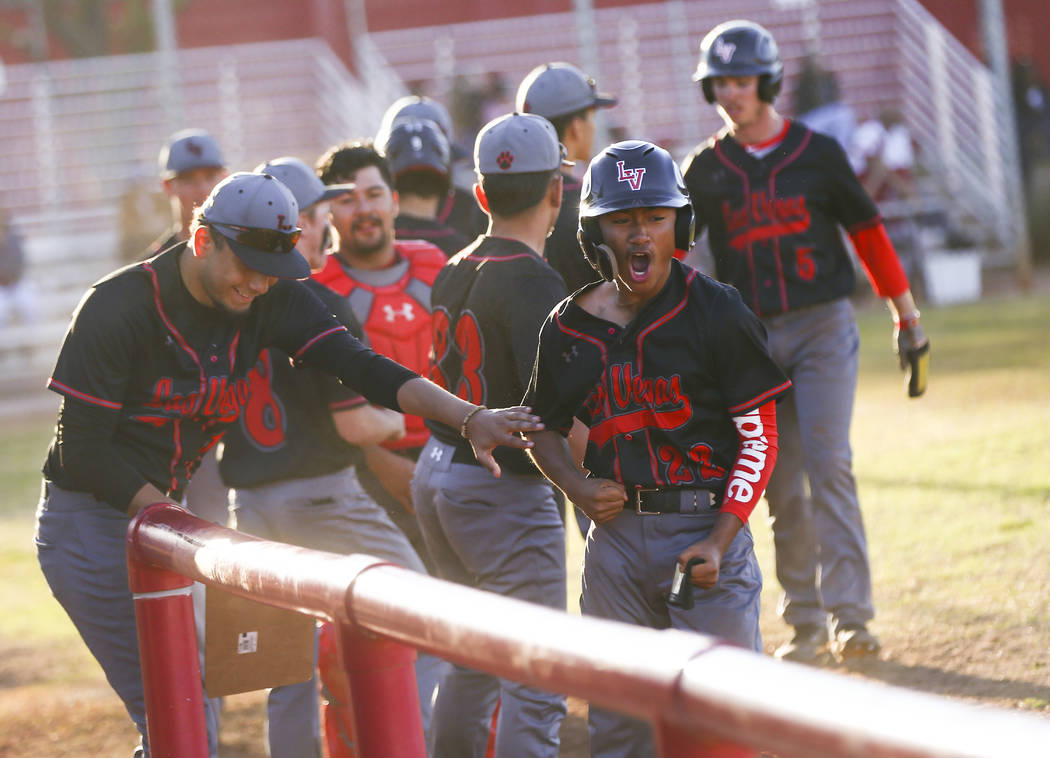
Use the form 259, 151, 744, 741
581, 502, 762, 758
412, 438, 567, 758
763, 297, 875, 634
229, 465, 447, 758
34, 481, 222, 758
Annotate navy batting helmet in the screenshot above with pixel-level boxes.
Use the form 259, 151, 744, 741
379, 118, 451, 180
694, 19, 783, 104
577, 140, 694, 282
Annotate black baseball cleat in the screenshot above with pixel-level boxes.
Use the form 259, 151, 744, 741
773, 623, 832, 664
832, 624, 881, 661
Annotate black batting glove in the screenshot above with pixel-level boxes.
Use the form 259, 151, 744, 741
893, 313, 930, 398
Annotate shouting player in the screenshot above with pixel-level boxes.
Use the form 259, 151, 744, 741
681, 19, 930, 663
34, 171, 542, 758
525, 140, 790, 758
412, 113, 571, 757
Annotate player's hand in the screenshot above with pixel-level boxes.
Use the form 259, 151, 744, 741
377, 407, 407, 444
466, 406, 544, 478
893, 317, 930, 398
567, 478, 626, 525
677, 539, 723, 589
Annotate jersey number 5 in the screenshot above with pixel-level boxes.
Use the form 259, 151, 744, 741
430, 308, 485, 404
796, 246, 816, 281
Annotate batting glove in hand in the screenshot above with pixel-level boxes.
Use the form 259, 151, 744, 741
894, 315, 929, 398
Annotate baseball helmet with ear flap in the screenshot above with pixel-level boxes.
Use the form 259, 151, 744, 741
693, 19, 783, 104
577, 140, 695, 281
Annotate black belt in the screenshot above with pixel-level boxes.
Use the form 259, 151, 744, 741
633, 487, 716, 515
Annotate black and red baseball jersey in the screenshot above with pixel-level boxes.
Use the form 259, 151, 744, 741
427, 235, 567, 474
395, 213, 472, 258
43, 247, 416, 512
437, 185, 488, 241
524, 260, 789, 493
543, 171, 601, 294
313, 240, 446, 452
217, 279, 370, 489
681, 121, 883, 317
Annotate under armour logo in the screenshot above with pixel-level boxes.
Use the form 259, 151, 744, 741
713, 37, 736, 64
429, 446, 444, 462
186, 140, 202, 157
616, 161, 646, 191
383, 303, 415, 322
562, 345, 579, 363
497, 151, 514, 170
411, 135, 423, 152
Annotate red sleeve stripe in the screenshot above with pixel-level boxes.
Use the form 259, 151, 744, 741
294, 326, 348, 361
48, 379, 122, 410
329, 396, 368, 410
849, 223, 909, 299
727, 379, 792, 415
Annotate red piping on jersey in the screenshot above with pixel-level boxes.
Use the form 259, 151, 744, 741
635, 268, 696, 374
714, 141, 760, 315
768, 128, 813, 313
329, 396, 368, 410
143, 263, 206, 413
47, 378, 123, 410
463, 251, 536, 263
437, 193, 454, 224
144, 261, 206, 491
293, 326, 348, 362
170, 418, 182, 493
727, 379, 792, 415
228, 331, 240, 372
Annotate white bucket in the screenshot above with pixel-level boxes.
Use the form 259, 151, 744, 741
922, 249, 982, 305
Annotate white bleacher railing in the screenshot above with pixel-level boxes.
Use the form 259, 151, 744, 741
0, 38, 397, 388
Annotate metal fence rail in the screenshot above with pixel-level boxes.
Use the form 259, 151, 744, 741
128, 503, 1050, 758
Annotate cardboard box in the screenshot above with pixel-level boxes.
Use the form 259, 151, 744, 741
204, 588, 316, 697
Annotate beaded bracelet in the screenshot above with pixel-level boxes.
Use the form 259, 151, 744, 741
895, 310, 921, 329
459, 405, 487, 440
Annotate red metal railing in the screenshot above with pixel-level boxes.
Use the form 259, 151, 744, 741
127, 502, 1050, 758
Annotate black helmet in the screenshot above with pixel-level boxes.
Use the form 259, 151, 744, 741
577, 140, 695, 282
693, 19, 783, 104
379, 117, 452, 180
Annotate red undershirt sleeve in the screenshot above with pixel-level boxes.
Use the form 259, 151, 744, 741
719, 400, 779, 524
849, 223, 910, 299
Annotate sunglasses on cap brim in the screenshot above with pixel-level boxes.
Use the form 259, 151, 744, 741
209, 221, 301, 254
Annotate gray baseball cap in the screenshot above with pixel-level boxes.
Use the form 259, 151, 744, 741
253, 156, 354, 210
475, 113, 573, 176
515, 63, 617, 120
159, 128, 226, 179
199, 172, 309, 279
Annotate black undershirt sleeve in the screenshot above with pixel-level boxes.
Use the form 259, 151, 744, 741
53, 396, 149, 514
297, 332, 419, 412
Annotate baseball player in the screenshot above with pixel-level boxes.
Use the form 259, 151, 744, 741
516, 62, 617, 294
412, 113, 570, 757
143, 128, 228, 258
314, 141, 447, 571
376, 94, 488, 240
681, 19, 930, 663
524, 139, 790, 758
379, 117, 471, 257
215, 157, 445, 756
34, 171, 542, 758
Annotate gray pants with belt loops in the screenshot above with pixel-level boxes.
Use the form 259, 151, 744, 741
582, 499, 762, 758
762, 297, 875, 635
34, 481, 222, 758
412, 437, 567, 758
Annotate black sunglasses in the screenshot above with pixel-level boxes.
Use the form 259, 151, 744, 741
208, 221, 302, 254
